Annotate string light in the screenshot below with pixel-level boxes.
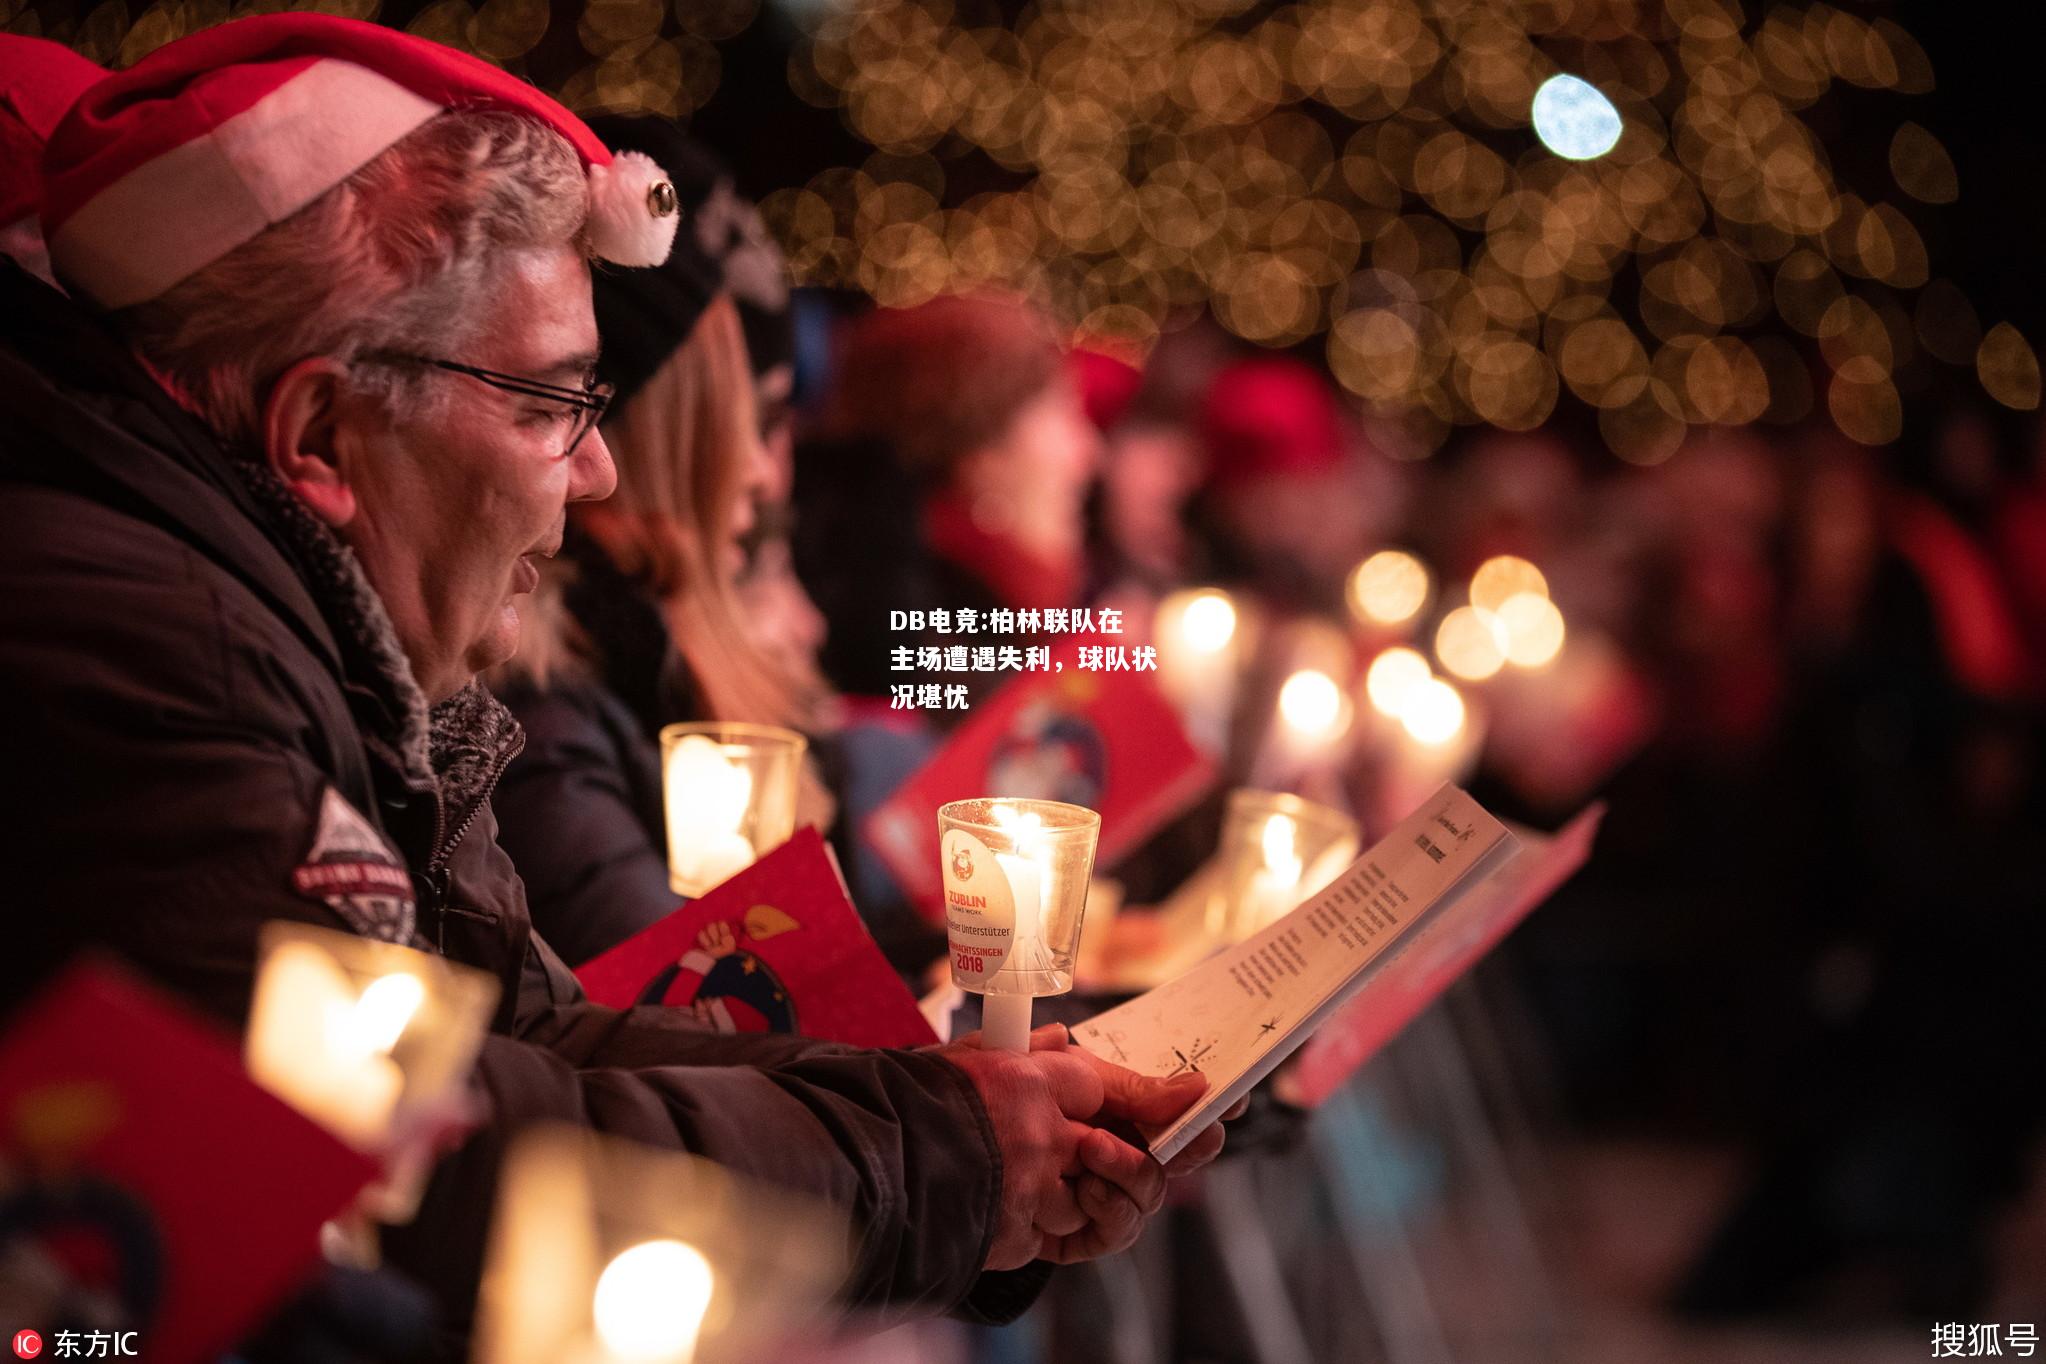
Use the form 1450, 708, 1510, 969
31, 0, 2008, 451
770, 0, 1997, 453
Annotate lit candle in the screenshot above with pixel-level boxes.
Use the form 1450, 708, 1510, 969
1239, 812, 1304, 933
1154, 588, 1240, 750
943, 800, 1099, 1052
663, 734, 757, 897
246, 943, 422, 1150
1277, 668, 1350, 746
592, 1238, 715, 1364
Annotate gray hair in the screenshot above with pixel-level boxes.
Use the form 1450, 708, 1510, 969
117, 110, 589, 446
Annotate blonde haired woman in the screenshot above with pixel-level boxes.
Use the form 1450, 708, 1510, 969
493, 118, 835, 965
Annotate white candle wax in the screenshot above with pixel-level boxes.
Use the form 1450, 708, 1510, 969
993, 850, 1044, 968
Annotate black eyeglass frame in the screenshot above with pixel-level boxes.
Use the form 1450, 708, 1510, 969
366, 352, 613, 457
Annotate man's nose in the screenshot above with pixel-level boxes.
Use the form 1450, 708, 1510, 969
571, 426, 618, 503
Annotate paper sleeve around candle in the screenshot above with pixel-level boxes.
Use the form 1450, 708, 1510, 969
939, 828, 1016, 986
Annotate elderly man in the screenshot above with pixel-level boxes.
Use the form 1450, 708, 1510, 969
0, 14, 1223, 1350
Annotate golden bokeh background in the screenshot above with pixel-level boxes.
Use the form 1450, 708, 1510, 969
7, 0, 2040, 459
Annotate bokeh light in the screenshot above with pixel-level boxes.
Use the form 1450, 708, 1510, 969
13, 0, 2011, 451
1496, 592, 1566, 668
1435, 606, 1509, 682
1469, 556, 1549, 614
1174, 589, 1240, 655
592, 1239, 715, 1361
1400, 677, 1468, 746
1365, 646, 1433, 718
1278, 668, 1349, 743
1348, 551, 1431, 626
1530, 75, 1623, 161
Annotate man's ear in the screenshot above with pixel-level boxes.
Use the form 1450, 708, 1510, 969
263, 357, 360, 528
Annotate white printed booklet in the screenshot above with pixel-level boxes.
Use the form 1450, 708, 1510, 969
1074, 784, 1528, 1162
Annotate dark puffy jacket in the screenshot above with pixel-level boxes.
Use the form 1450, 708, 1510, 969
0, 265, 1039, 1352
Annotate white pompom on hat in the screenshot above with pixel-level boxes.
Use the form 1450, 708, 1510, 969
40, 13, 678, 310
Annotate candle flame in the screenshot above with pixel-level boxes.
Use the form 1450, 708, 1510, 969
1278, 668, 1347, 740
1260, 813, 1302, 883
1175, 590, 1238, 654
666, 735, 754, 834
989, 802, 1047, 854
592, 1238, 715, 1362
342, 972, 426, 1058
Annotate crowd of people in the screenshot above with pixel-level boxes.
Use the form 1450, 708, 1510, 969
2, 8, 2042, 1362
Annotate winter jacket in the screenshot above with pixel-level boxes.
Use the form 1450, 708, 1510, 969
0, 264, 1041, 1351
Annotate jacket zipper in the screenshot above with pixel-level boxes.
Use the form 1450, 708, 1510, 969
419, 734, 524, 952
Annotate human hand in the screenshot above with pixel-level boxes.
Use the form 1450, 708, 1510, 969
939, 1025, 1235, 1268
695, 920, 738, 958
937, 1023, 1119, 1269
1025, 1027, 1242, 1262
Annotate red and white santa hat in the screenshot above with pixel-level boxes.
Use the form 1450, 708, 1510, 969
0, 35, 105, 229
41, 14, 678, 310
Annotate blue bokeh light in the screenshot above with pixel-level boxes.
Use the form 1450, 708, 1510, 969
1531, 74, 1623, 161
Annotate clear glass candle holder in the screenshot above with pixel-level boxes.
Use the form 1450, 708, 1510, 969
1207, 790, 1361, 943
660, 722, 807, 898
246, 921, 498, 1221
476, 1126, 845, 1364
937, 798, 1101, 1007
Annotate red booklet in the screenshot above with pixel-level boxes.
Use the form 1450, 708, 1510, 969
864, 655, 1216, 921
576, 828, 937, 1049
1275, 805, 1604, 1110
0, 957, 378, 1364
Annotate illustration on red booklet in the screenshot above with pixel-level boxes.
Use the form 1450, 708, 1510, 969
864, 657, 1216, 920
633, 909, 801, 1031
577, 828, 938, 1049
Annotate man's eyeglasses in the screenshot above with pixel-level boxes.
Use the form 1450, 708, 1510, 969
368, 353, 613, 457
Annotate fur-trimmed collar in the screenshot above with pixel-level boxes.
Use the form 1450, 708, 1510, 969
230, 456, 522, 812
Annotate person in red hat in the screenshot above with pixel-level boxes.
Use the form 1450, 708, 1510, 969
1194, 354, 1384, 607
0, 34, 104, 283
0, 13, 1224, 1351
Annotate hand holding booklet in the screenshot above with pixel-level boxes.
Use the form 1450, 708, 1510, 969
1074, 785, 1577, 1162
